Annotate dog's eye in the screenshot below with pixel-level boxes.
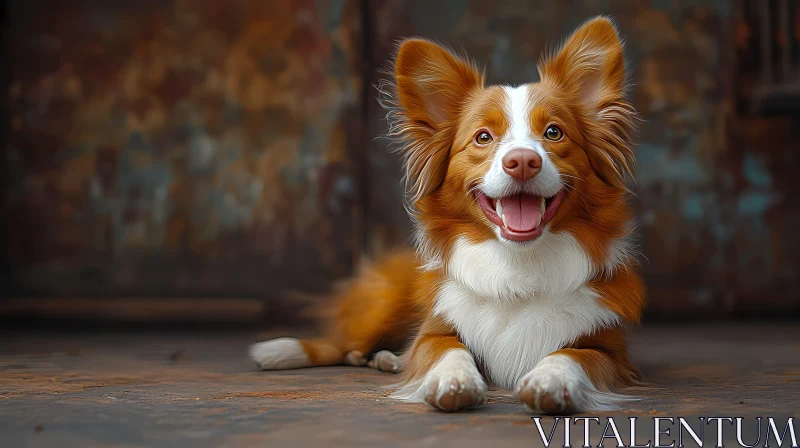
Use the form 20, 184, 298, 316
475, 131, 493, 145
544, 125, 563, 141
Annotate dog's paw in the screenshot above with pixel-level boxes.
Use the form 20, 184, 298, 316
368, 350, 400, 373
514, 354, 632, 414
419, 350, 487, 411
343, 350, 367, 367
514, 356, 579, 414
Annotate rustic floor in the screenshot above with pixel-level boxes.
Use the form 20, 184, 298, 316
0, 323, 798, 447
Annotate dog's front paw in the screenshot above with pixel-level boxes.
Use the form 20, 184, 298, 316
420, 350, 487, 411
514, 354, 633, 414
515, 357, 579, 414
421, 368, 487, 411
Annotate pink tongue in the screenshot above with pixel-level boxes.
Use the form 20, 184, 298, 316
500, 194, 542, 232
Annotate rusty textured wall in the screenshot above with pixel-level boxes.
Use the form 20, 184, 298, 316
5, 0, 799, 318
6, 0, 365, 298
729, 0, 800, 314
364, 0, 799, 317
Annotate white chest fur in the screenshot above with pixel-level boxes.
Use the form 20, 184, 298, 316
433, 232, 620, 389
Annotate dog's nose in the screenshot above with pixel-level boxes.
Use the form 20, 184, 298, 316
502, 148, 542, 181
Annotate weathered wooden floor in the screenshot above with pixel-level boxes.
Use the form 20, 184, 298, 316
1, 323, 798, 447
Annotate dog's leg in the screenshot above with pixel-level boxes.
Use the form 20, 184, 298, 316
414, 346, 486, 411
392, 317, 487, 411
514, 327, 640, 414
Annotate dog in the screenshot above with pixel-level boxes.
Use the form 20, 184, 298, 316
250, 16, 645, 414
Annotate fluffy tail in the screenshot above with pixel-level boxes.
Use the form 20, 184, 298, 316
249, 337, 346, 369
249, 249, 423, 371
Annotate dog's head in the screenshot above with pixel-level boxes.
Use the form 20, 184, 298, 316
386, 17, 637, 267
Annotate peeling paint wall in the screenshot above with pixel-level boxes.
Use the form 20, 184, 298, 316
6, 0, 365, 298
5, 1, 799, 317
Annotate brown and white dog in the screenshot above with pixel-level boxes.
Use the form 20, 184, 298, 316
250, 16, 645, 414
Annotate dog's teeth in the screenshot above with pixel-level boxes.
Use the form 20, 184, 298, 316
540, 197, 546, 215
536, 213, 542, 227
496, 200, 503, 216
501, 213, 508, 229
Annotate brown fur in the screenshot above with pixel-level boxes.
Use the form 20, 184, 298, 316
270, 17, 645, 412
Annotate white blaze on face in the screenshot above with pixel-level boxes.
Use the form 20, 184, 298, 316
480, 85, 562, 199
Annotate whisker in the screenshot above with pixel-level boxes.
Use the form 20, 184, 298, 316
558, 174, 585, 183
467, 181, 485, 198
559, 181, 592, 215
545, 151, 561, 159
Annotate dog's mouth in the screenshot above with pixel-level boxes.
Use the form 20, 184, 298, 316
475, 190, 566, 242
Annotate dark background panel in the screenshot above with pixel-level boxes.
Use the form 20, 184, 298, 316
3, 0, 800, 320
5, 0, 365, 300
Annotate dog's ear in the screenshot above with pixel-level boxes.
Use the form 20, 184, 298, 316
538, 17, 636, 189
538, 16, 625, 112
391, 39, 483, 202
395, 39, 482, 130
